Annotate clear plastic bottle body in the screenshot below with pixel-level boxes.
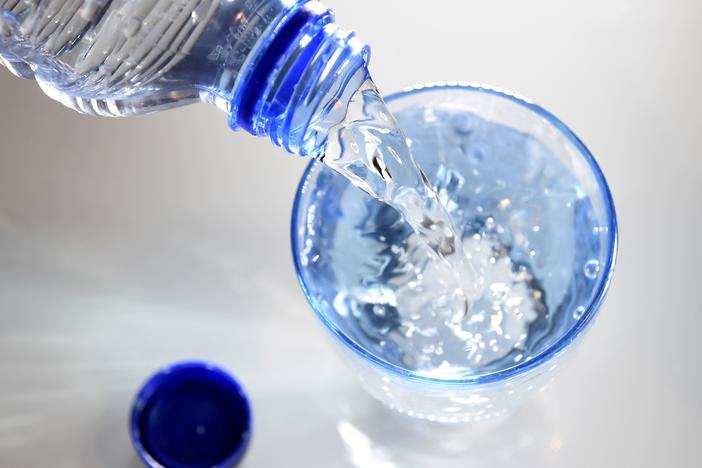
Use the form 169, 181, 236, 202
0, 0, 369, 157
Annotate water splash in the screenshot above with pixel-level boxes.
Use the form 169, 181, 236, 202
320, 79, 479, 313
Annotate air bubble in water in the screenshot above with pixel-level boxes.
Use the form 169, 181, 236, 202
122, 16, 141, 37
98, 63, 112, 75
573, 306, 585, 320
583, 259, 600, 279
423, 108, 437, 123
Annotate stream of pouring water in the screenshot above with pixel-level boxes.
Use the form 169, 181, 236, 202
319, 80, 479, 316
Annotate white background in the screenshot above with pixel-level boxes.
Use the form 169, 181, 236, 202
1, 0, 700, 466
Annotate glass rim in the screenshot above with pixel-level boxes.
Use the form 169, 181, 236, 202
290, 82, 618, 385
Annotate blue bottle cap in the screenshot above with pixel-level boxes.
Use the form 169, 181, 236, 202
130, 362, 252, 468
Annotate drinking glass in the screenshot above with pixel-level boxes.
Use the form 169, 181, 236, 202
291, 83, 617, 422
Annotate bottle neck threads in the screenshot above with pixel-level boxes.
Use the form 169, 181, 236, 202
228, 1, 369, 157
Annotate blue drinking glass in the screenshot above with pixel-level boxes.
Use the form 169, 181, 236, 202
291, 83, 617, 422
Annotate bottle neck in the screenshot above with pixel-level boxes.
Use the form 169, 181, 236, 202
226, 1, 370, 158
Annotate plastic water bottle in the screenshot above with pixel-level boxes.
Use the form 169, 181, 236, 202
0, 0, 369, 157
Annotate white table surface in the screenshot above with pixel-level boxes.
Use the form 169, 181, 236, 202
1, 0, 701, 466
